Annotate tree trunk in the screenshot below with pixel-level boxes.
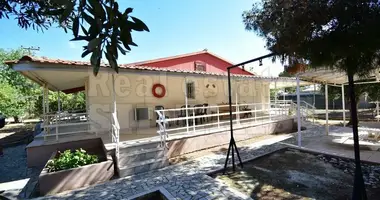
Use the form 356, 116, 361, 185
346, 101, 360, 126
13, 116, 20, 123
348, 72, 367, 200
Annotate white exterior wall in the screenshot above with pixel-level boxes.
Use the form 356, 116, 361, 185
87, 71, 270, 132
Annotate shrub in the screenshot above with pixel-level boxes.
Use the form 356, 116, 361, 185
46, 148, 99, 172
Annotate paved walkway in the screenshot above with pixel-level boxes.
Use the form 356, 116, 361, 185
36, 123, 380, 200
300, 126, 380, 163
37, 137, 294, 200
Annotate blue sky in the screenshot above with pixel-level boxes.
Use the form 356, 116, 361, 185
0, 0, 284, 76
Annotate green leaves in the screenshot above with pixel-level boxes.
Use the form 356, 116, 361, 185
3, 0, 148, 76
0, 83, 25, 118
87, 38, 101, 51
0, 48, 38, 118
131, 16, 149, 32
4, 0, 149, 76
243, 0, 380, 76
66, 0, 149, 76
46, 148, 99, 172
59, 0, 75, 27
72, 17, 79, 37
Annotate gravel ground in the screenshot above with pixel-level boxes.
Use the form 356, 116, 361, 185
0, 144, 41, 199
0, 144, 29, 183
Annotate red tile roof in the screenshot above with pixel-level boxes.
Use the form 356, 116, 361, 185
127, 49, 235, 66
6, 55, 258, 78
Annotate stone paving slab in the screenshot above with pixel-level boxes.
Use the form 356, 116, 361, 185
36, 122, 324, 200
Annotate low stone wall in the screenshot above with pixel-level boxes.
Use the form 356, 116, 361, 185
27, 138, 107, 167
166, 118, 294, 158
39, 154, 114, 195
38, 139, 114, 195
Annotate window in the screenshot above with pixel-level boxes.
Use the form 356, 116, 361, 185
194, 62, 206, 71
186, 82, 195, 99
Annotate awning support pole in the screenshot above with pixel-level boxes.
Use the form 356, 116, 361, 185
58, 91, 61, 112
185, 78, 189, 132
45, 86, 50, 136
56, 91, 61, 140
325, 84, 329, 135
296, 75, 301, 147
42, 85, 46, 141
274, 80, 277, 115
342, 85, 346, 127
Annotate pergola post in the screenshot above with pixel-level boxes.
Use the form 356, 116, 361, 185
325, 84, 329, 135
342, 85, 346, 127
296, 75, 301, 147
223, 52, 275, 173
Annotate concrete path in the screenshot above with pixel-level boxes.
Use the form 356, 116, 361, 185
36, 123, 380, 200
37, 136, 292, 200
300, 126, 380, 163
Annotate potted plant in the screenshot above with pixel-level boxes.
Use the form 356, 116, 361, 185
39, 144, 114, 195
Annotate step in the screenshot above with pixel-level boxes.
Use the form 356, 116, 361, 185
118, 157, 169, 177
119, 141, 162, 153
118, 147, 165, 166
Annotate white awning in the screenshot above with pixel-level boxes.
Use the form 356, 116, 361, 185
299, 68, 380, 85
268, 77, 313, 89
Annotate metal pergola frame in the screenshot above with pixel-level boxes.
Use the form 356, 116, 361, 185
223, 52, 304, 172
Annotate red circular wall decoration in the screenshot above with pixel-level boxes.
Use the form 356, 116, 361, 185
152, 84, 166, 98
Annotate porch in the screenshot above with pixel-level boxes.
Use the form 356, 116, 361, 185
26, 100, 313, 167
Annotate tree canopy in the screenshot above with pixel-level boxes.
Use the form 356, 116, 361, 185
0, 83, 25, 120
243, 0, 380, 77
0, 0, 149, 75
0, 48, 86, 121
244, 1, 380, 198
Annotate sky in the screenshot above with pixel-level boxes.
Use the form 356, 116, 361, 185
0, 0, 285, 76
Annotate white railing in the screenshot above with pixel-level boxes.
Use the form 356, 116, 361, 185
155, 101, 294, 148
156, 110, 169, 149
283, 100, 316, 123
41, 112, 100, 141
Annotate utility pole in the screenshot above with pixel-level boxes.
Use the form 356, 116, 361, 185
21, 46, 40, 55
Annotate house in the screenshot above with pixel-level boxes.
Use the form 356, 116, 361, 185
6, 50, 298, 176
126, 49, 253, 75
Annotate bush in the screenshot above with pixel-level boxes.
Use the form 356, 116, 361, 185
46, 148, 99, 172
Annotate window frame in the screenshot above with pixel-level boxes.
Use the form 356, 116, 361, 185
186, 81, 195, 99
194, 61, 206, 72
